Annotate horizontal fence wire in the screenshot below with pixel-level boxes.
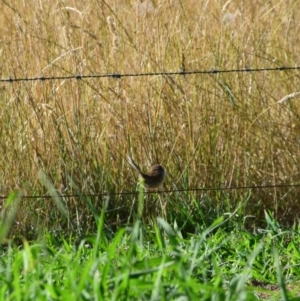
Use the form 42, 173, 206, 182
1, 66, 300, 83
0, 183, 299, 200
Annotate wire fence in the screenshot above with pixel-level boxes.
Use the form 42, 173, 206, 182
1, 66, 300, 83
1, 65, 299, 201
1, 183, 299, 200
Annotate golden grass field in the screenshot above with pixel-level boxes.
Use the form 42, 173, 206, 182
1, 0, 300, 238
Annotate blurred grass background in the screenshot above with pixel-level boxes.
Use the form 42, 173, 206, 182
1, 0, 300, 239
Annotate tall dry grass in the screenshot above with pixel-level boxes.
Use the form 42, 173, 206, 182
1, 0, 300, 238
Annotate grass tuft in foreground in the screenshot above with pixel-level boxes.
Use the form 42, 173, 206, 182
0, 201, 300, 300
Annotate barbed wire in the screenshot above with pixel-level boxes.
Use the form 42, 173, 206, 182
1, 66, 299, 201
1, 183, 299, 200
1, 66, 299, 83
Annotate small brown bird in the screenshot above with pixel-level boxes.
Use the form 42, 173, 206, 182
127, 156, 166, 189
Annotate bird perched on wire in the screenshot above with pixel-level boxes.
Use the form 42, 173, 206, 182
126, 156, 166, 189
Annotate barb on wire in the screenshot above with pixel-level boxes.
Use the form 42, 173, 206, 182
0, 66, 299, 83
0, 183, 299, 200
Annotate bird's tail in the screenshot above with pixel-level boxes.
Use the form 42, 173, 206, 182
126, 156, 143, 175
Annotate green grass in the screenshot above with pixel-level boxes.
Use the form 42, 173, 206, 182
1, 197, 300, 300
1, 193, 300, 300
